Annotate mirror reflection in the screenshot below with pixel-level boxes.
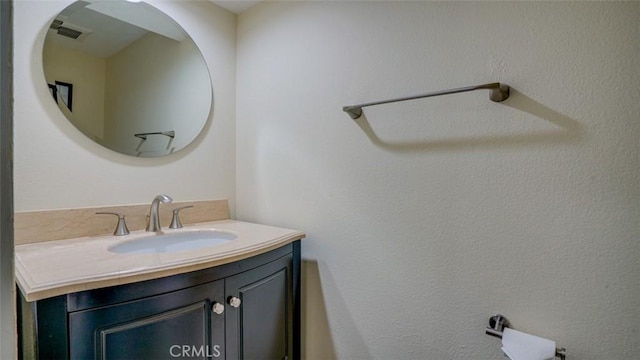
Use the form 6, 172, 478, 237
43, 0, 212, 157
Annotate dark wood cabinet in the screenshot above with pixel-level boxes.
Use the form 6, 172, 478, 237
225, 255, 292, 360
18, 241, 300, 360
69, 280, 224, 360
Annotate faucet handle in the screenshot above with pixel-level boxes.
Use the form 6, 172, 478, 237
169, 206, 194, 229
96, 212, 130, 236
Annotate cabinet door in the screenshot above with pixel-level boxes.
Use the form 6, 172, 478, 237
225, 254, 292, 360
69, 280, 225, 360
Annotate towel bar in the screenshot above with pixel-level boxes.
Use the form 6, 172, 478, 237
133, 130, 175, 140
342, 82, 510, 119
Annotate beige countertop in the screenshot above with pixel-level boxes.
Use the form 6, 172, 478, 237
16, 220, 305, 302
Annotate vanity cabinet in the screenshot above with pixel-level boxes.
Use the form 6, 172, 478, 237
18, 241, 301, 360
70, 280, 225, 360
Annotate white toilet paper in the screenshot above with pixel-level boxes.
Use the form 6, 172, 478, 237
501, 328, 556, 360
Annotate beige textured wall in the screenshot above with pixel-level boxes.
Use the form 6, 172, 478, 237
104, 32, 211, 155
42, 42, 106, 140
14, 0, 236, 212
236, 2, 640, 359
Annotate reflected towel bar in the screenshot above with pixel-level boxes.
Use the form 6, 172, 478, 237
134, 130, 175, 141
485, 315, 566, 360
342, 82, 510, 119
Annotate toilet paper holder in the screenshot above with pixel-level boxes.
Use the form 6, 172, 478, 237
485, 314, 567, 359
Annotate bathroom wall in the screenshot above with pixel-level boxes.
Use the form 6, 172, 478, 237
104, 32, 211, 155
236, 2, 640, 359
43, 42, 106, 140
14, 0, 237, 212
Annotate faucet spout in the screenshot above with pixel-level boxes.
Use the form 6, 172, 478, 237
146, 194, 173, 232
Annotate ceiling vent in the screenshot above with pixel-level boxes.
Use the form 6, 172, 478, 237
57, 26, 83, 39
49, 19, 64, 30
49, 19, 92, 40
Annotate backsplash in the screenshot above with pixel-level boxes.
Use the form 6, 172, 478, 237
14, 199, 229, 245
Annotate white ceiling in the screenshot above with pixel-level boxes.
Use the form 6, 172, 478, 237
47, 0, 261, 58
210, 1, 262, 14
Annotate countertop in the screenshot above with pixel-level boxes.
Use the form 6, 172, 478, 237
15, 220, 305, 302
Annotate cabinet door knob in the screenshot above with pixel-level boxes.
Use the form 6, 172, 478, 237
212, 302, 225, 315
228, 296, 241, 308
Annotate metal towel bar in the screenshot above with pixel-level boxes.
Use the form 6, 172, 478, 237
485, 315, 566, 360
134, 130, 175, 140
342, 82, 510, 119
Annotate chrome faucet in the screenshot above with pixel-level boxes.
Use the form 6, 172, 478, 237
146, 194, 173, 232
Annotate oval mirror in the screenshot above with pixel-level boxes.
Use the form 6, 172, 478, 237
42, 0, 212, 157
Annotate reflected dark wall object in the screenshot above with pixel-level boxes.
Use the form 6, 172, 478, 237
48, 81, 73, 111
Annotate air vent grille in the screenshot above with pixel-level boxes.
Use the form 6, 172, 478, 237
50, 19, 63, 30
48, 18, 88, 40
57, 26, 83, 39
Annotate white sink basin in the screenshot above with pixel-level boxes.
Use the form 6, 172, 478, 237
108, 229, 237, 254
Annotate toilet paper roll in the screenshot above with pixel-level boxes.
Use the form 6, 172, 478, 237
501, 328, 556, 360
